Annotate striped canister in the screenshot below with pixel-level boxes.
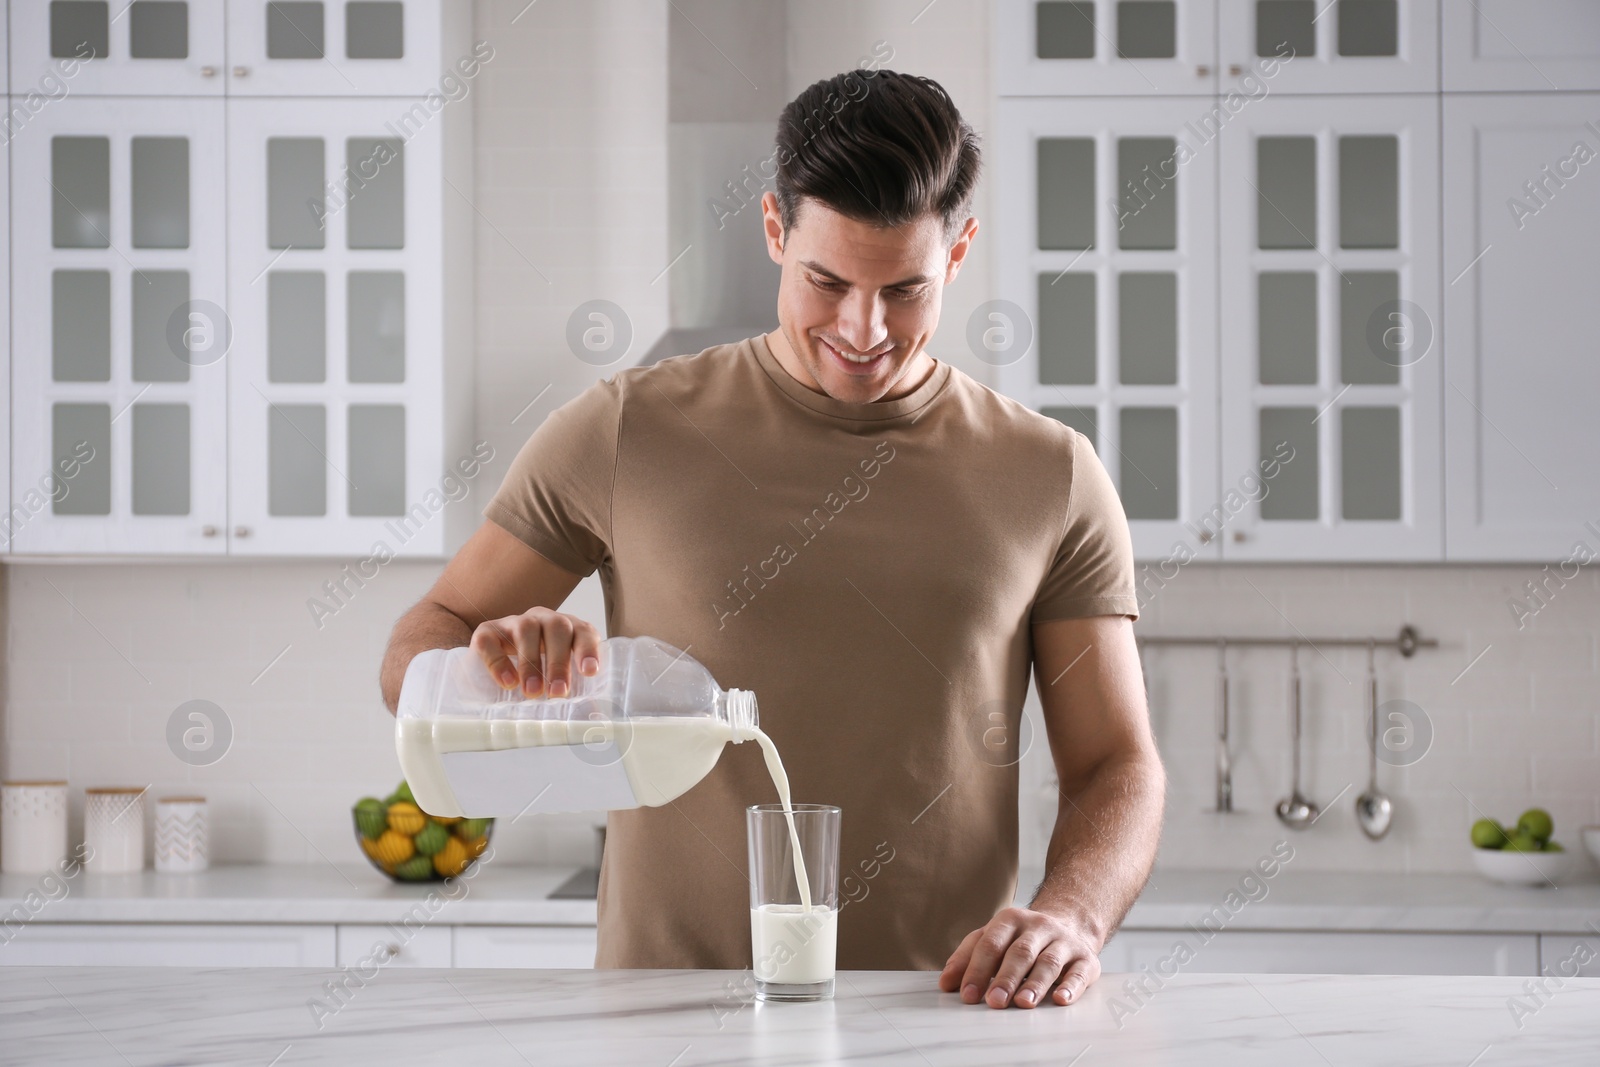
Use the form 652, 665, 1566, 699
154, 796, 209, 873
1, 780, 69, 874
84, 787, 147, 873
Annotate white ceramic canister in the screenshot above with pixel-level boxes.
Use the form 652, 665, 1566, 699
1, 780, 69, 874
154, 796, 208, 873
84, 787, 147, 873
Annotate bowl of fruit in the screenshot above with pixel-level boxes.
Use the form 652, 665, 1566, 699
353, 780, 492, 882
1470, 808, 1570, 886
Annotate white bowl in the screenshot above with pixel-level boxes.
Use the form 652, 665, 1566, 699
1582, 826, 1600, 868
1472, 846, 1573, 886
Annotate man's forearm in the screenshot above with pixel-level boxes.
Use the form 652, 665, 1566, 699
380, 601, 474, 715
1028, 753, 1166, 950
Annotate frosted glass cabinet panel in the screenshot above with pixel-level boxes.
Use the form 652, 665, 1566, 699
1441, 0, 1600, 91
10, 99, 229, 555
10, 1, 227, 95
224, 0, 460, 96
225, 98, 444, 556
1442, 94, 1600, 560
1217, 0, 1438, 94
1218, 95, 1441, 560
998, 98, 1220, 561
997, 0, 1219, 96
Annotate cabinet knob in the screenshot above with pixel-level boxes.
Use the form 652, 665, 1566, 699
232, 66, 250, 77
384, 943, 401, 958
1228, 64, 1243, 76
1233, 531, 1248, 543
234, 526, 252, 538
1197, 529, 1213, 544
201, 525, 218, 537
200, 66, 217, 78
1196, 64, 1210, 77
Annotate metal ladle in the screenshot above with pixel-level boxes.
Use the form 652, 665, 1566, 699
1275, 644, 1319, 830
1355, 641, 1395, 840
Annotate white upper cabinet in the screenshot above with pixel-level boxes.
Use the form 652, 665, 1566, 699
1218, 96, 1442, 560
10, 1, 228, 96
225, 0, 458, 96
224, 98, 457, 557
997, 99, 1221, 561
9, 98, 232, 555
1217, 0, 1438, 95
997, 0, 1220, 96
1442, 0, 1600, 91
1442, 94, 1600, 561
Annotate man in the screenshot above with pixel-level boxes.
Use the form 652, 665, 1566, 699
381, 69, 1165, 1011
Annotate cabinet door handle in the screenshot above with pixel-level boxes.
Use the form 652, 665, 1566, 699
1228, 64, 1243, 76
200, 66, 217, 78
234, 526, 252, 538
1196, 64, 1210, 77
232, 65, 250, 77
1197, 529, 1214, 544
1232, 531, 1248, 543
201, 525, 218, 537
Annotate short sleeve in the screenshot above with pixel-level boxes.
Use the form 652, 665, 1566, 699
1030, 429, 1140, 623
482, 377, 622, 576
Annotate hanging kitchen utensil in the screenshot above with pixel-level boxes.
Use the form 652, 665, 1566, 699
1275, 643, 1319, 830
1355, 641, 1395, 840
1214, 639, 1233, 813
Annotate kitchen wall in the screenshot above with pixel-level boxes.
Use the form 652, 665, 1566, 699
2, 0, 1595, 876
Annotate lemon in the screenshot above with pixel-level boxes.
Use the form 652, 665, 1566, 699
387, 801, 426, 836
1470, 818, 1507, 849
371, 829, 415, 866
1516, 808, 1553, 844
433, 836, 470, 877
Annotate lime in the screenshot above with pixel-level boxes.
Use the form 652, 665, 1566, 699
386, 780, 416, 806
1516, 808, 1554, 844
413, 822, 450, 857
1470, 818, 1507, 849
1503, 832, 1541, 852
1542, 841, 1564, 853
393, 855, 435, 881
354, 797, 388, 840
456, 817, 492, 840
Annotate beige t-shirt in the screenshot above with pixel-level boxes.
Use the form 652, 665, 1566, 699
483, 334, 1138, 970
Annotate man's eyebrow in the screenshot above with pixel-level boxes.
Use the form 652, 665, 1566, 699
799, 260, 934, 288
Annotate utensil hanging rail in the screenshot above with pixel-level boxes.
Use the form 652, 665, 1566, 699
1135, 625, 1437, 658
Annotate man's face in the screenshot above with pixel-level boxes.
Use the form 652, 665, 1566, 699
762, 193, 977, 404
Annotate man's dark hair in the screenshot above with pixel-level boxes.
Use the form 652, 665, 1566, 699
773, 69, 981, 246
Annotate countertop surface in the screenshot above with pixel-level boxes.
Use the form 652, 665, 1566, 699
7, 862, 1599, 933
5, 965, 1597, 1066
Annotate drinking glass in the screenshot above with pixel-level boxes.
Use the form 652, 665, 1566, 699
746, 803, 840, 1002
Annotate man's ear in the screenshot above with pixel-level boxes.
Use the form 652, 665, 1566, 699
761, 191, 787, 263
945, 216, 980, 283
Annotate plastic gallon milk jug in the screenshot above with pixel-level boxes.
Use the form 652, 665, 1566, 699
395, 636, 764, 819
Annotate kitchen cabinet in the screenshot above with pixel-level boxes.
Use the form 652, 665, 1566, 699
0, 922, 336, 966
1540, 935, 1600, 979
1217, 95, 1442, 560
9, 97, 232, 555
452, 925, 600, 969
1099, 929, 1541, 976
996, 0, 1219, 96
9, 0, 228, 96
996, 98, 1222, 562
337, 924, 453, 968
1216, 0, 1438, 95
6, 2, 476, 558
1441, 0, 1600, 92
1442, 94, 1600, 561
225, 0, 456, 97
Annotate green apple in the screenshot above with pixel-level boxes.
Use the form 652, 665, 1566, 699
1470, 818, 1508, 849
1517, 808, 1553, 844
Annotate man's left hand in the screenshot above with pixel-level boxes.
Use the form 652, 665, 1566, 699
937, 906, 1101, 1009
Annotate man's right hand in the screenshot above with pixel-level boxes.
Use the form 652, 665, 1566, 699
469, 607, 602, 699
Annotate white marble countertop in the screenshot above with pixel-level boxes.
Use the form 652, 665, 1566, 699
5, 966, 1597, 1065
8, 862, 1598, 935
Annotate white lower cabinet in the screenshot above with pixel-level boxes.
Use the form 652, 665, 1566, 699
452, 926, 599, 969
1539, 935, 1600, 979
1099, 930, 1541, 976
336, 924, 452, 969
0, 923, 335, 966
